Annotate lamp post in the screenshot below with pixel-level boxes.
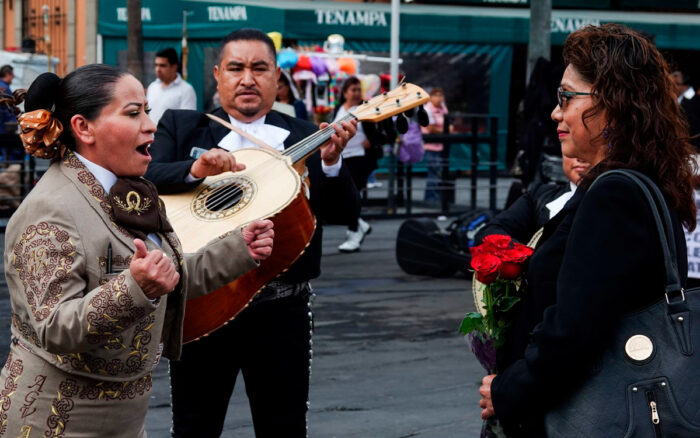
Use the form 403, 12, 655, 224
182, 10, 194, 81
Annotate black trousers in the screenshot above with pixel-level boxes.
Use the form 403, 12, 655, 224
170, 293, 313, 437
344, 155, 371, 231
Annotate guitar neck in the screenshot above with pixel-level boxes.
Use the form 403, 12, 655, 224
282, 82, 429, 165
282, 113, 356, 164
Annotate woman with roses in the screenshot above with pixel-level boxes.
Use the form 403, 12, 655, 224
476, 24, 695, 436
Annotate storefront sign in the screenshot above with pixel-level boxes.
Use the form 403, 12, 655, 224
207, 6, 247, 22
314, 9, 388, 27
551, 17, 601, 34
116, 7, 152, 22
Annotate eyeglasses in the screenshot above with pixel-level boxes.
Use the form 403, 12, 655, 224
557, 86, 593, 109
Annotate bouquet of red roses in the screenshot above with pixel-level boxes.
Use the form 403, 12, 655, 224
459, 234, 533, 373
460, 235, 533, 438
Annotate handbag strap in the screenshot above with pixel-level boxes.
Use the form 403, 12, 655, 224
590, 169, 687, 310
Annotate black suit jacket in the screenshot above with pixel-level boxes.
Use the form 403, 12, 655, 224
681, 95, 700, 152
145, 107, 360, 283
474, 182, 570, 246
491, 172, 688, 436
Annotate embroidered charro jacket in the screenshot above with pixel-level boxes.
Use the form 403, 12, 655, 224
0, 151, 258, 437
4, 151, 258, 383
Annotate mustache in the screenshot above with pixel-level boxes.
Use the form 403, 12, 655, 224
235, 87, 261, 97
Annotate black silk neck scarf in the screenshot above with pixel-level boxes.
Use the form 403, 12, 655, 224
108, 177, 173, 240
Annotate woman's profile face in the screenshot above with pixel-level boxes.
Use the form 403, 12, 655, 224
551, 64, 607, 167
86, 74, 156, 177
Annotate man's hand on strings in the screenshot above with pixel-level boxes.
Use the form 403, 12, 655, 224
190, 148, 246, 178
319, 120, 357, 166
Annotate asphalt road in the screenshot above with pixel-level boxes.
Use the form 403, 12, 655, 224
0, 218, 487, 437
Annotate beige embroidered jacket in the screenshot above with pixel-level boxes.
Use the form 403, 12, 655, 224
4, 152, 258, 382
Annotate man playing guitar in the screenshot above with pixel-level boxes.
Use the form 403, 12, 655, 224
145, 28, 360, 438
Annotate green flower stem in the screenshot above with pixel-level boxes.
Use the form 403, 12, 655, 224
485, 284, 494, 336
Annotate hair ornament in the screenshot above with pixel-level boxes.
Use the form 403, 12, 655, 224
17, 109, 66, 159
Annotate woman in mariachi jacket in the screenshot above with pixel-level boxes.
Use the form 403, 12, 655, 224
0, 65, 274, 438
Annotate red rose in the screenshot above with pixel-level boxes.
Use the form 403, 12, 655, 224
470, 245, 485, 256
501, 244, 533, 263
499, 262, 523, 280
482, 235, 512, 250
498, 243, 534, 280
471, 253, 501, 284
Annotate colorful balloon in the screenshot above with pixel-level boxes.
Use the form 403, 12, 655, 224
267, 32, 283, 51
325, 58, 339, 75
360, 74, 381, 99
337, 57, 357, 75
310, 56, 327, 77
295, 55, 312, 71
278, 49, 298, 69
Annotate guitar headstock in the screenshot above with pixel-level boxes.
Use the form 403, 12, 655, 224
352, 83, 430, 126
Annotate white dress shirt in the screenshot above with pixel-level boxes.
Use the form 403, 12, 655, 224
545, 181, 577, 219
208, 113, 342, 177
146, 73, 197, 125
677, 86, 696, 104
74, 152, 162, 246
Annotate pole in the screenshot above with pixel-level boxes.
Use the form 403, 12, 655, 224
126, 0, 144, 83
387, 0, 401, 212
182, 9, 189, 81
527, 0, 551, 84
390, 0, 400, 90
43, 5, 51, 72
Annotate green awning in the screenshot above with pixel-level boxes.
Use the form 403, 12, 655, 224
99, 1, 700, 50
98, 0, 700, 170
418, 0, 611, 8
98, 1, 284, 39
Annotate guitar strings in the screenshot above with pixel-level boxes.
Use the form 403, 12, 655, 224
168, 113, 356, 217
164, 91, 420, 220
186, 116, 352, 213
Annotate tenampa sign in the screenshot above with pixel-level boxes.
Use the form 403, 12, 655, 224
207, 6, 248, 22
117, 7, 152, 22
551, 17, 601, 34
315, 9, 388, 27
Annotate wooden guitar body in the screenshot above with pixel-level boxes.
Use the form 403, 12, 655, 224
160, 82, 429, 343
160, 148, 316, 343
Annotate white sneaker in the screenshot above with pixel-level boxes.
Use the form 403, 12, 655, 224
338, 219, 372, 253
358, 218, 372, 237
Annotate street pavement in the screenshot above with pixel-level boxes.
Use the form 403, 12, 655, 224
0, 218, 487, 438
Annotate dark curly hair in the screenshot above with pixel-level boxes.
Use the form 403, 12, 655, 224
564, 23, 696, 229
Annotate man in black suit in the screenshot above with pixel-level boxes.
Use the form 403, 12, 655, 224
671, 70, 700, 152
144, 28, 360, 438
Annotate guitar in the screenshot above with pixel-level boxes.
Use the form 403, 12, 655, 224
161, 83, 430, 343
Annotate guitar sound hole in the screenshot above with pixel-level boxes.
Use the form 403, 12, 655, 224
205, 185, 243, 211
192, 176, 254, 220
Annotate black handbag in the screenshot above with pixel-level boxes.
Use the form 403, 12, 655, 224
544, 169, 700, 437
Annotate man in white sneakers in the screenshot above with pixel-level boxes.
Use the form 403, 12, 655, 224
146, 48, 196, 124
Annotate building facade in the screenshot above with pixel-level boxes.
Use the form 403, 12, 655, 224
1, 0, 98, 75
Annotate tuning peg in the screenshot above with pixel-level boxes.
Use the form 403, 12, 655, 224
404, 108, 414, 118
417, 105, 430, 127
380, 118, 394, 133
396, 112, 409, 134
